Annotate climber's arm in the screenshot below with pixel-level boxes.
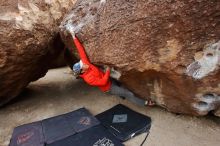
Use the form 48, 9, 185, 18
73, 36, 90, 65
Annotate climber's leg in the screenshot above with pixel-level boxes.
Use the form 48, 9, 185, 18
108, 80, 154, 106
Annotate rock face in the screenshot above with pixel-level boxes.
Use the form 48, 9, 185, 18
0, 0, 76, 106
60, 0, 220, 116
214, 108, 220, 117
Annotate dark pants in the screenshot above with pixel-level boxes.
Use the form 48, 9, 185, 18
108, 80, 146, 106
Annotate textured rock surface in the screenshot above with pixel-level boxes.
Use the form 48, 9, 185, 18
0, 0, 76, 106
214, 108, 220, 117
60, 0, 220, 116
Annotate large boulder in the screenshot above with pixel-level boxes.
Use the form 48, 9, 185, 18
60, 0, 220, 116
0, 0, 76, 106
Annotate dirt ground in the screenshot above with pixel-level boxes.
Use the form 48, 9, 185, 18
0, 67, 219, 146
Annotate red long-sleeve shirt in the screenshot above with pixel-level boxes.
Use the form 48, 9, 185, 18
73, 37, 111, 92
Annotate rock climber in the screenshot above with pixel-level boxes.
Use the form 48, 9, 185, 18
69, 31, 155, 106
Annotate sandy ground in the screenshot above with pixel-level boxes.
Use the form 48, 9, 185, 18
0, 67, 219, 146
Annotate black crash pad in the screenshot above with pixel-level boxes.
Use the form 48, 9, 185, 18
96, 104, 152, 142
47, 125, 124, 146
42, 108, 100, 144
10, 108, 100, 145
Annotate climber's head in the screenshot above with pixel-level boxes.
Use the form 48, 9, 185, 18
72, 60, 83, 77
72, 60, 89, 76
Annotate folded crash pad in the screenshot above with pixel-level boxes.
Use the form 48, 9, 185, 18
96, 104, 152, 142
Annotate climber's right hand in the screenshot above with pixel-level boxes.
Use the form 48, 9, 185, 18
70, 31, 76, 39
